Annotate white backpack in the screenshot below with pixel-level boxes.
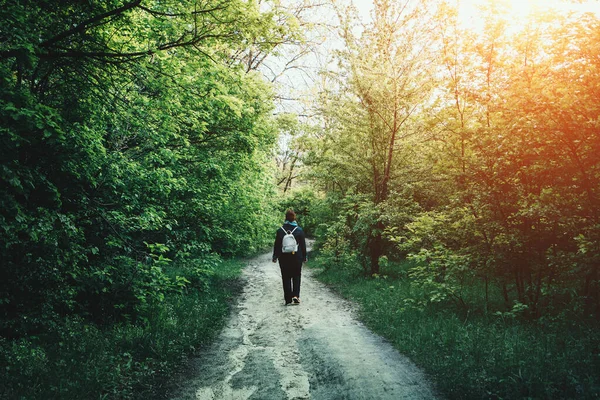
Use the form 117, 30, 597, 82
281, 226, 298, 254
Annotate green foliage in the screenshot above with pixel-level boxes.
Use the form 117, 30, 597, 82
1, 0, 285, 330
318, 222, 362, 274
0, 258, 246, 400
407, 247, 472, 309
278, 187, 330, 237
0, 0, 298, 396
310, 193, 384, 274
307, 1, 600, 320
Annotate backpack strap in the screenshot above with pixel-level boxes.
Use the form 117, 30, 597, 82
281, 226, 298, 234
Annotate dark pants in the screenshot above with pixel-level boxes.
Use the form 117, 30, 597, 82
279, 259, 302, 304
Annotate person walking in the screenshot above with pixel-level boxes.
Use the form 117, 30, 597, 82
272, 209, 307, 305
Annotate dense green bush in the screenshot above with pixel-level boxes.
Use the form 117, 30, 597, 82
0, 258, 245, 400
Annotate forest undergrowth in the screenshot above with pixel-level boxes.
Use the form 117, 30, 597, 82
0, 259, 245, 400
309, 254, 600, 400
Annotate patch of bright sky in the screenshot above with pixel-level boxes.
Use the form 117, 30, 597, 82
458, 0, 600, 31
350, 0, 600, 25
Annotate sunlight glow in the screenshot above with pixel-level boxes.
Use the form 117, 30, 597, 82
350, 0, 600, 26
459, 0, 600, 25
461, 0, 559, 19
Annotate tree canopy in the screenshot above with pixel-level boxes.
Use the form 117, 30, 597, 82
304, 0, 600, 317
0, 0, 298, 336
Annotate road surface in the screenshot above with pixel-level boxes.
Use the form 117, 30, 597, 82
167, 249, 439, 400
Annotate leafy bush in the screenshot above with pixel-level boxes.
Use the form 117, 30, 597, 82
0, 259, 245, 400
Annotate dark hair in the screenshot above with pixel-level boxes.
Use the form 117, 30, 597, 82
285, 209, 296, 222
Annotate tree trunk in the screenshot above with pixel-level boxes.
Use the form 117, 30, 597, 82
369, 232, 382, 276
515, 263, 524, 303
485, 275, 489, 315
584, 264, 599, 316
502, 281, 510, 307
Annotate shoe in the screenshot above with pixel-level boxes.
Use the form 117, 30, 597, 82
292, 297, 300, 305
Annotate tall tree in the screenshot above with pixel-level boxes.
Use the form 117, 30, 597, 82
315, 0, 436, 274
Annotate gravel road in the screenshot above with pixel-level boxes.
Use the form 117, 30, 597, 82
167, 249, 439, 400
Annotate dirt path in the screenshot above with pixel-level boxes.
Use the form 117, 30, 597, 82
167, 249, 439, 400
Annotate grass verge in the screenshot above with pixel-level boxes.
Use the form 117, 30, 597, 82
0, 258, 246, 400
309, 259, 600, 400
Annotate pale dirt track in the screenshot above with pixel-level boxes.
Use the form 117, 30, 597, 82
167, 248, 439, 400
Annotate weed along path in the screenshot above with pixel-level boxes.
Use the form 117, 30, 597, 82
167, 248, 438, 400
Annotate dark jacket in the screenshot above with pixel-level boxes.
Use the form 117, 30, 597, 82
272, 223, 307, 264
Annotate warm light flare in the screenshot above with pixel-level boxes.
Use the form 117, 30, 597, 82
350, 0, 600, 27
458, 0, 600, 27
461, 0, 552, 18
